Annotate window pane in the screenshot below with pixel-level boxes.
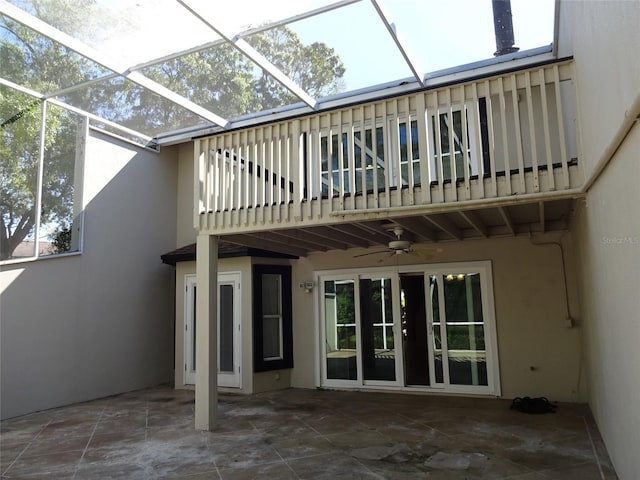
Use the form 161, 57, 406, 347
443, 272, 487, 386
429, 275, 444, 384
375, 126, 385, 190
39, 104, 83, 257
262, 274, 282, 315
360, 277, 396, 382
219, 284, 234, 372
1, 86, 40, 260
262, 316, 281, 360
325, 279, 357, 380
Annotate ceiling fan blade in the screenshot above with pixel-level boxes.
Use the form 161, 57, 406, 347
353, 249, 389, 258
410, 245, 444, 259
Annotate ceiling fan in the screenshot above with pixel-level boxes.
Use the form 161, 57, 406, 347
353, 226, 442, 260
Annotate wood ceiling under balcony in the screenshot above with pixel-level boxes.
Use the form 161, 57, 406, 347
219, 197, 577, 257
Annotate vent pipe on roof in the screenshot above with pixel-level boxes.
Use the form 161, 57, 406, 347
492, 0, 519, 56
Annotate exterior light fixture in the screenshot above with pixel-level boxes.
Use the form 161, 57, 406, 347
299, 281, 315, 293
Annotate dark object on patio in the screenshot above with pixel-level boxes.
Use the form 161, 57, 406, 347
510, 396, 558, 414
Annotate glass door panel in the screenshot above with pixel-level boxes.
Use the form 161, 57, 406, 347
429, 275, 444, 384
324, 279, 358, 380
442, 272, 488, 386
219, 284, 234, 373
360, 277, 396, 382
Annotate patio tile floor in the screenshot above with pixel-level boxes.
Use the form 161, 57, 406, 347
0, 385, 617, 479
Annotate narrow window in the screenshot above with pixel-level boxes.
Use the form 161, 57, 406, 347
262, 274, 283, 361
253, 265, 293, 372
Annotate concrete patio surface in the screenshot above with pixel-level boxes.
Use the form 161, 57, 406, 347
0, 385, 617, 479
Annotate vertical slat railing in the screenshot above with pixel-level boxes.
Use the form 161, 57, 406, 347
524, 71, 540, 192
347, 118, 356, 211
240, 130, 249, 216
460, 85, 471, 200
416, 93, 431, 204
194, 138, 203, 229
371, 103, 380, 209
358, 106, 368, 209
337, 111, 345, 209
406, 100, 416, 205
482, 80, 497, 197
446, 89, 457, 201
392, 107, 402, 206
313, 116, 322, 219
196, 62, 575, 229
434, 99, 445, 202
211, 136, 219, 217
248, 128, 257, 225
380, 101, 390, 208
497, 77, 512, 195
553, 65, 570, 189
274, 123, 281, 223
232, 132, 240, 215
267, 125, 274, 223
510, 74, 526, 193
283, 122, 292, 222
539, 68, 556, 191
471, 82, 487, 198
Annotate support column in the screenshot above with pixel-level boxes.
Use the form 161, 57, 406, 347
195, 234, 219, 430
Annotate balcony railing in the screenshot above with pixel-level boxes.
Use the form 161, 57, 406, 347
195, 60, 579, 232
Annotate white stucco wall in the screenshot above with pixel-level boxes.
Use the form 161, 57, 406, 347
174, 259, 255, 394
572, 124, 640, 480
557, 1, 640, 477
556, 0, 640, 180
176, 143, 196, 248
0, 132, 178, 419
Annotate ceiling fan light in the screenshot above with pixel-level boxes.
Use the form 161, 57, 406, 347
389, 240, 411, 251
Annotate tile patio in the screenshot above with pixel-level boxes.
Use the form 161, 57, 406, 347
0, 386, 617, 479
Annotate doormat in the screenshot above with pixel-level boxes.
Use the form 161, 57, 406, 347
510, 396, 557, 414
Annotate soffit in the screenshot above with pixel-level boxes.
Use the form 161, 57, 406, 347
216, 198, 577, 258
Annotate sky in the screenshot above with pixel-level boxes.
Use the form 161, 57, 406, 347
92, 0, 556, 93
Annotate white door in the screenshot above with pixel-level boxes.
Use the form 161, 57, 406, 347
320, 262, 500, 396
184, 272, 241, 388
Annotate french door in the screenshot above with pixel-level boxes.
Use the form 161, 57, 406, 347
320, 262, 499, 395
184, 272, 241, 388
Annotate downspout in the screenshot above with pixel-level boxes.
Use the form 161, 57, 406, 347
581, 92, 640, 193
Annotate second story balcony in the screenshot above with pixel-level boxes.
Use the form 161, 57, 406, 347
194, 59, 581, 247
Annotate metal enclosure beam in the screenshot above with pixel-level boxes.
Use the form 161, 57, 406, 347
0, 0, 229, 129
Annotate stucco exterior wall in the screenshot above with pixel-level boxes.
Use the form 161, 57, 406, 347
290, 234, 583, 403
176, 142, 196, 248
572, 124, 640, 480
174, 258, 255, 394
0, 132, 177, 420
556, 0, 640, 180
557, 1, 640, 477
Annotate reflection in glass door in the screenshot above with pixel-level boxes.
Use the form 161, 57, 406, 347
184, 273, 241, 388
360, 277, 396, 382
324, 279, 358, 380
320, 263, 497, 394
430, 272, 488, 387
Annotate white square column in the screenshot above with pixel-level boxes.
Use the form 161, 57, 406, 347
194, 234, 219, 430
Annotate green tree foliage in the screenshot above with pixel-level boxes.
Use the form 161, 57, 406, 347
135, 26, 345, 130
0, 0, 345, 259
0, 0, 87, 259
1, 0, 345, 260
